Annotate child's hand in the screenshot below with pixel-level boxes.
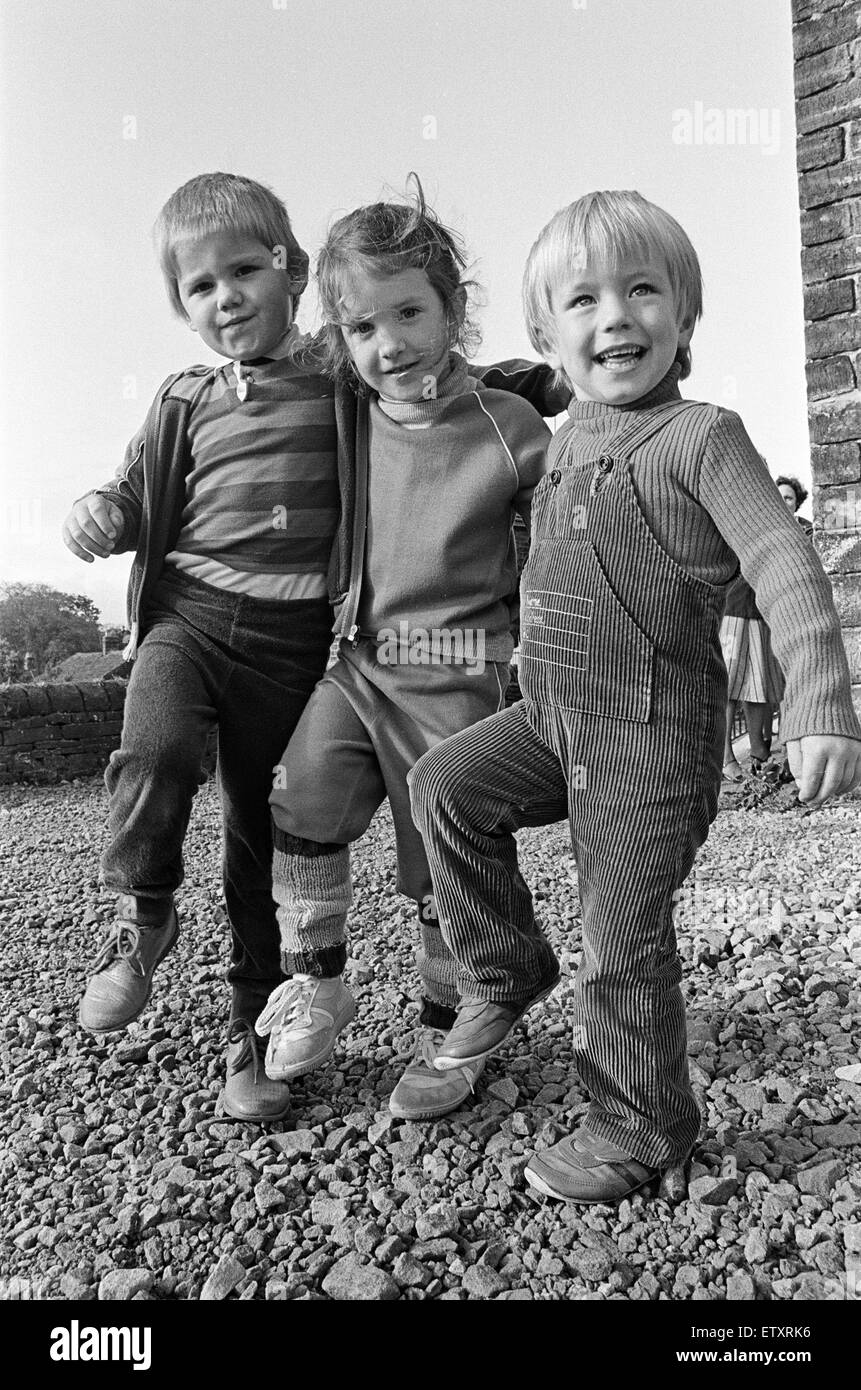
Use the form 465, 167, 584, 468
785, 735, 861, 809
62, 495, 124, 562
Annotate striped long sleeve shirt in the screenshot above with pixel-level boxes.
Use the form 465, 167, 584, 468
164, 354, 339, 601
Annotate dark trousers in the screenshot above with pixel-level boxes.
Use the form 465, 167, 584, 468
409, 697, 722, 1168
101, 567, 332, 1021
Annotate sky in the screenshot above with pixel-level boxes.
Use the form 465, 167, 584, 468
1, 0, 807, 626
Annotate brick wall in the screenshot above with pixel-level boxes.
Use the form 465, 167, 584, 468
793, 0, 861, 713
0, 682, 217, 785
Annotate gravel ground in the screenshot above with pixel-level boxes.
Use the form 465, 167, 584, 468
1, 770, 860, 1304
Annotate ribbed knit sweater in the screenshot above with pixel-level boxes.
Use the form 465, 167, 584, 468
553, 365, 860, 744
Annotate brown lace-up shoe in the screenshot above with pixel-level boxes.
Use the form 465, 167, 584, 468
223, 1019, 291, 1122
78, 896, 178, 1032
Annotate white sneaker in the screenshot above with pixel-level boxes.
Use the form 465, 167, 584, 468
254, 975, 356, 1080
389, 1027, 485, 1120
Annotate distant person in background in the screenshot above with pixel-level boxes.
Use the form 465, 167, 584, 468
720, 569, 784, 779
776, 475, 814, 538
719, 455, 787, 780
770, 476, 815, 777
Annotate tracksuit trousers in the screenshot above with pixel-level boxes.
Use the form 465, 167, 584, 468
409, 403, 728, 1167
269, 637, 509, 1023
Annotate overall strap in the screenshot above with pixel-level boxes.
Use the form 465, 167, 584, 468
605, 399, 703, 460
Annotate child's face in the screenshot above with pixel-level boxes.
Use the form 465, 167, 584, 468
175, 230, 296, 360
544, 253, 692, 406
339, 267, 455, 401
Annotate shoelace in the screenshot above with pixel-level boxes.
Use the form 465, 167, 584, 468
393, 1029, 479, 1093
394, 1027, 444, 1066
226, 1018, 261, 1083
87, 922, 144, 978
254, 977, 318, 1038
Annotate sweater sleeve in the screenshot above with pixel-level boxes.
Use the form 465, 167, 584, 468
473, 358, 572, 417
474, 391, 551, 529
698, 409, 860, 742
81, 428, 145, 554
80, 367, 203, 556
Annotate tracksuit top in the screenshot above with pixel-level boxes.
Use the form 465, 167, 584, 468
353, 355, 551, 663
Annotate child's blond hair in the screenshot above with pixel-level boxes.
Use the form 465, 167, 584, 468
523, 190, 703, 381
153, 172, 309, 319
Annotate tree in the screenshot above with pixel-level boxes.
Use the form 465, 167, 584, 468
0, 583, 102, 678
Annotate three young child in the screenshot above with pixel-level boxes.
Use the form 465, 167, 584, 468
64, 170, 556, 1125
65, 174, 861, 1203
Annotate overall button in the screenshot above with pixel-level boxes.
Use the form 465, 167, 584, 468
590, 455, 615, 496
550, 469, 562, 486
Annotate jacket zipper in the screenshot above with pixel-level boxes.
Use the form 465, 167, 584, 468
339, 401, 370, 646
120, 441, 146, 659
123, 452, 152, 661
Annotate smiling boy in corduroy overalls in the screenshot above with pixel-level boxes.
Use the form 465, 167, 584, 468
408, 191, 861, 1203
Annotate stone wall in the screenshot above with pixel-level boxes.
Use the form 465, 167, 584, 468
0, 682, 217, 785
793, 0, 861, 711
0, 681, 128, 784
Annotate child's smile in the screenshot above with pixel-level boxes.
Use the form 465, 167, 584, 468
340, 268, 454, 402
545, 255, 692, 405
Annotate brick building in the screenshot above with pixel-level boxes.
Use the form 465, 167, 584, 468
793, 0, 861, 713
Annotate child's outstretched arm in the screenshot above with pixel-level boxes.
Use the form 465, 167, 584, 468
697, 410, 861, 782
62, 410, 150, 561
786, 734, 861, 809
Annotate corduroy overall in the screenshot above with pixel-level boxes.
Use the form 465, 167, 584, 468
410, 400, 728, 1165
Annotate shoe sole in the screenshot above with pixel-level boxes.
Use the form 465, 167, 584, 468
263, 997, 357, 1081
389, 1078, 481, 1120
388, 1095, 472, 1120
221, 1094, 292, 1123
523, 1163, 658, 1205
77, 909, 180, 1033
433, 976, 561, 1071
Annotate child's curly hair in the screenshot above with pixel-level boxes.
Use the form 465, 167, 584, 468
775, 475, 808, 510
315, 174, 480, 387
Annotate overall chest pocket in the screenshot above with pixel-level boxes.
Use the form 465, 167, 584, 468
520, 536, 653, 723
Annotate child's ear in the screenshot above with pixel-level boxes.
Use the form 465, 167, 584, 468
539, 335, 562, 371
289, 248, 310, 300
677, 313, 695, 350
